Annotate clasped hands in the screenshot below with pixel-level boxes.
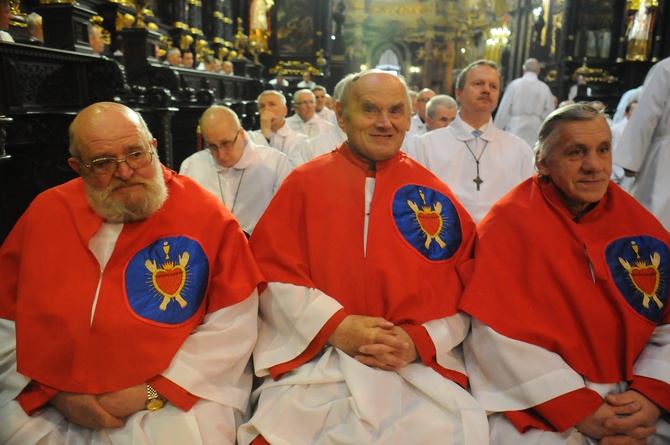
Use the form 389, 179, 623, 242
49, 383, 147, 430
328, 315, 418, 371
576, 390, 661, 444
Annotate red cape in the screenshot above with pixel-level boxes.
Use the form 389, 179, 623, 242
0, 166, 263, 393
460, 175, 670, 383
250, 144, 477, 382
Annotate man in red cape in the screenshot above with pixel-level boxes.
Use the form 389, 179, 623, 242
0, 102, 263, 444
460, 103, 670, 444
238, 71, 488, 445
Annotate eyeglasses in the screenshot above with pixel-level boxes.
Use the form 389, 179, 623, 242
82, 150, 154, 176
206, 128, 241, 152
294, 100, 315, 106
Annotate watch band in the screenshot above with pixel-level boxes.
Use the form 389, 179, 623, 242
146, 384, 165, 411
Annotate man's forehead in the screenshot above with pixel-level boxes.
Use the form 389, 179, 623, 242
260, 96, 279, 104
467, 65, 499, 82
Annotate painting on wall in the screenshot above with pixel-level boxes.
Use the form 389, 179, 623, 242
275, 0, 315, 55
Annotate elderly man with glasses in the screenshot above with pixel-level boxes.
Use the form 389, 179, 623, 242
180, 105, 292, 235
0, 102, 263, 445
285, 89, 333, 138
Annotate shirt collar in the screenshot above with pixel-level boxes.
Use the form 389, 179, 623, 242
449, 114, 494, 141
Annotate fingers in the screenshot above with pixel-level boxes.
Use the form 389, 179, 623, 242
354, 354, 403, 371
90, 406, 125, 430
606, 393, 641, 408
599, 435, 648, 445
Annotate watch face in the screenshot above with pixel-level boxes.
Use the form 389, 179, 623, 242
147, 398, 165, 411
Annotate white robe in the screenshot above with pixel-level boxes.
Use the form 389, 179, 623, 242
465, 320, 670, 445
315, 107, 336, 123
0, 31, 14, 42
412, 114, 534, 223
0, 225, 259, 445
406, 114, 427, 138
179, 137, 291, 234
612, 86, 643, 124
237, 283, 489, 445
285, 114, 333, 138
295, 127, 346, 166
247, 124, 307, 169
493, 71, 555, 148
613, 57, 670, 230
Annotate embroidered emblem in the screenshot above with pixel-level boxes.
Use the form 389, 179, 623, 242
145, 243, 189, 311
606, 236, 669, 322
126, 236, 209, 325
407, 190, 446, 249
392, 185, 462, 261
619, 242, 663, 310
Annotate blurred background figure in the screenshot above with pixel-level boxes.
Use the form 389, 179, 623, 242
87, 23, 106, 55
26, 12, 43, 44
222, 60, 234, 76
0, 0, 14, 43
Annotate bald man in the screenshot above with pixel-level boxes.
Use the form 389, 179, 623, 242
180, 105, 291, 235
238, 71, 487, 445
0, 102, 262, 444
407, 87, 436, 136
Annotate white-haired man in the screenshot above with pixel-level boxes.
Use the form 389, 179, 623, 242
247, 90, 307, 167
285, 89, 334, 138
404, 94, 458, 158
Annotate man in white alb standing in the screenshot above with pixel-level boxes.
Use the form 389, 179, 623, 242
493, 58, 555, 147
412, 59, 534, 223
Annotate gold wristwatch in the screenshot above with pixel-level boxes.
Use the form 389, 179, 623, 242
145, 384, 165, 411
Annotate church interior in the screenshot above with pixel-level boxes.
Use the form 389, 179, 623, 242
0, 0, 667, 241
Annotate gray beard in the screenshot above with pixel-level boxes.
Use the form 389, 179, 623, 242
84, 162, 169, 223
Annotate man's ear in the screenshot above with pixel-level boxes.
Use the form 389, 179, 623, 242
68, 157, 83, 176
535, 153, 549, 176
335, 101, 346, 131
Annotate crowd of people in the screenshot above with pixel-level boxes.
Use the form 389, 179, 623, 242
0, 55, 668, 445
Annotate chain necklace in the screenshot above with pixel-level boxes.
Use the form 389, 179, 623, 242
463, 138, 488, 191
217, 169, 245, 213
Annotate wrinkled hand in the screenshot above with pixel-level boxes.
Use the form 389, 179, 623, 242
328, 315, 413, 371
356, 325, 418, 371
259, 111, 276, 138
49, 392, 124, 430
577, 391, 659, 443
96, 383, 147, 419
602, 391, 660, 440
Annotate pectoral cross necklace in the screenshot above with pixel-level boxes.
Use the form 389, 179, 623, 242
464, 138, 488, 191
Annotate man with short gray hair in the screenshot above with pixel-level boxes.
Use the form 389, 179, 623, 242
285, 89, 333, 137
493, 58, 555, 147
247, 90, 306, 167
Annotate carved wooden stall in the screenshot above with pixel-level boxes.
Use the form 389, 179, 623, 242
0, 0, 296, 243
505, 0, 669, 109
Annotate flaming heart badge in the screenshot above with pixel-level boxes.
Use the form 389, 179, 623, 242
407, 189, 447, 250
619, 241, 663, 310
145, 241, 190, 311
